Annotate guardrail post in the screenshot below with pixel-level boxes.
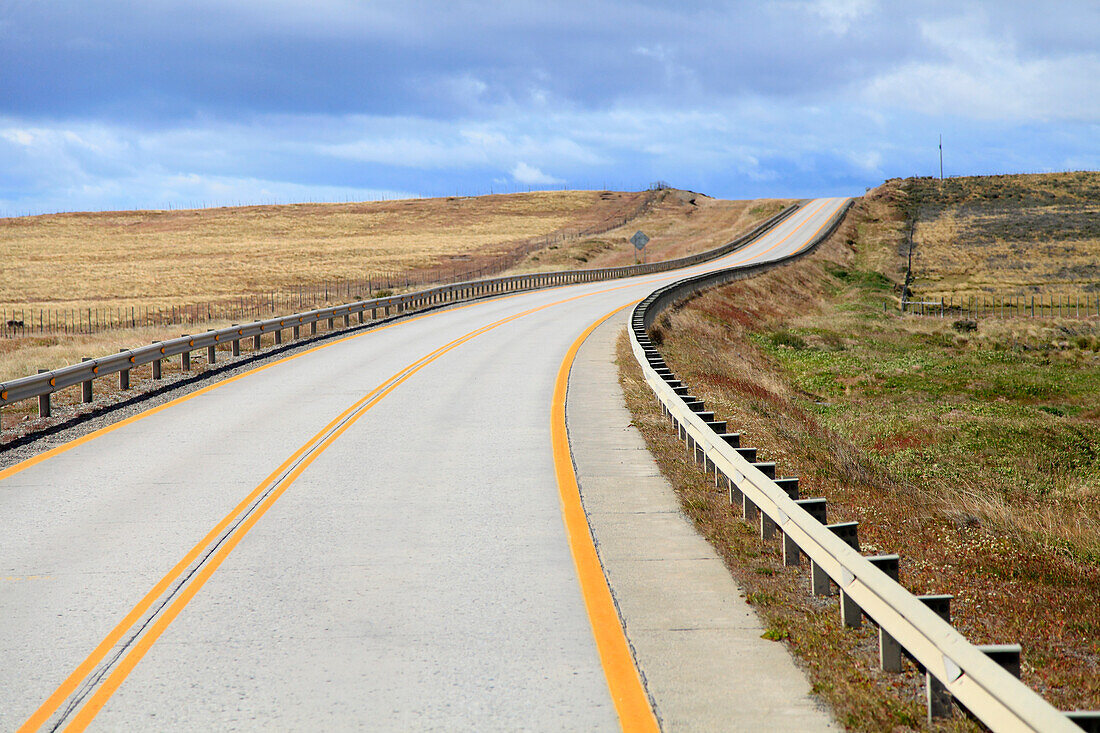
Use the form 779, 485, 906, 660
865, 555, 903, 670
37, 369, 51, 417
327, 317, 334, 329
81, 357, 93, 402
151, 343, 162, 379
253, 332, 261, 349
782, 531, 800, 566
207, 339, 216, 364
760, 511, 777, 540
357, 309, 364, 324
343, 313, 350, 327
274, 328, 282, 344
1065, 712, 1100, 731
811, 561, 831, 596
310, 321, 318, 335
918, 595, 954, 720
180, 340, 190, 372
826, 522, 861, 622
293, 325, 301, 339
742, 492, 759, 523
119, 349, 130, 390
979, 645, 1021, 678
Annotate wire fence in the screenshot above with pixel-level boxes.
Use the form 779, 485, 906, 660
901, 292, 1100, 319
2, 193, 658, 339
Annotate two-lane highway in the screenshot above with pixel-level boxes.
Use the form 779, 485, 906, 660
1, 198, 848, 730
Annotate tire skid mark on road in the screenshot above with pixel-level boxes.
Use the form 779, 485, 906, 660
17, 199, 845, 732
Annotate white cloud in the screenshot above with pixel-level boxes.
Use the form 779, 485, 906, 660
802, 0, 875, 34
510, 162, 562, 185
860, 15, 1100, 122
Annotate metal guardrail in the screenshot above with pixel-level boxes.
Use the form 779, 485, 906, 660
627, 200, 1093, 731
0, 202, 802, 418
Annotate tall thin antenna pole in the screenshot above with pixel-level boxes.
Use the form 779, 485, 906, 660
939, 134, 944, 179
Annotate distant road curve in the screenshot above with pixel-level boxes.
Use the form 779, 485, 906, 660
1, 198, 849, 731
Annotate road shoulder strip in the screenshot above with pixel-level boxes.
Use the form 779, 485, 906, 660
566, 313, 835, 731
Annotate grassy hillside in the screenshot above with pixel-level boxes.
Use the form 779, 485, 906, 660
618, 178, 1100, 727
900, 172, 1100, 299
0, 190, 651, 316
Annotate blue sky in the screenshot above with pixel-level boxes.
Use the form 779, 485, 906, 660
1, 0, 1098, 215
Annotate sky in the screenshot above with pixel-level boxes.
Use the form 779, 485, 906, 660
1, 0, 1098, 215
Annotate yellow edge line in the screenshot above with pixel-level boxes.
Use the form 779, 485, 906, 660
552, 303, 660, 733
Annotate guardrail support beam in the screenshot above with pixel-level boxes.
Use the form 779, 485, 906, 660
919, 595, 954, 720
840, 589, 861, 628
782, 532, 800, 566
274, 329, 282, 345
253, 333, 261, 350
294, 325, 301, 339
760, 511, 777, 540
927, 672, 953, 721
81, 358, 93, 402
37, 369, 51, 417
119, 349, 130, 390
1065, 712, 1100, 732
979, 645, 1022, 678
811, 560, 831, 596
742, 494, 759, 523
310, 321, 318, 335
207, 344, 216, 363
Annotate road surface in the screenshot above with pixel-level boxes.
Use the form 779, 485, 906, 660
1, 198, 848, 731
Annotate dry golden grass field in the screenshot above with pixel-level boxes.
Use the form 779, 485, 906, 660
0, 189, 650, 317
903, 172, 1100, 301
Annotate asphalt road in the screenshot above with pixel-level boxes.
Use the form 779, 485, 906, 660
1, 197, 848, 731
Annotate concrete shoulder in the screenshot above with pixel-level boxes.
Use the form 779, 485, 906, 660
566, 313, 835, 732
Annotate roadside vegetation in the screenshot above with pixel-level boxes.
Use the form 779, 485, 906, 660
618, 177, 1100, 729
